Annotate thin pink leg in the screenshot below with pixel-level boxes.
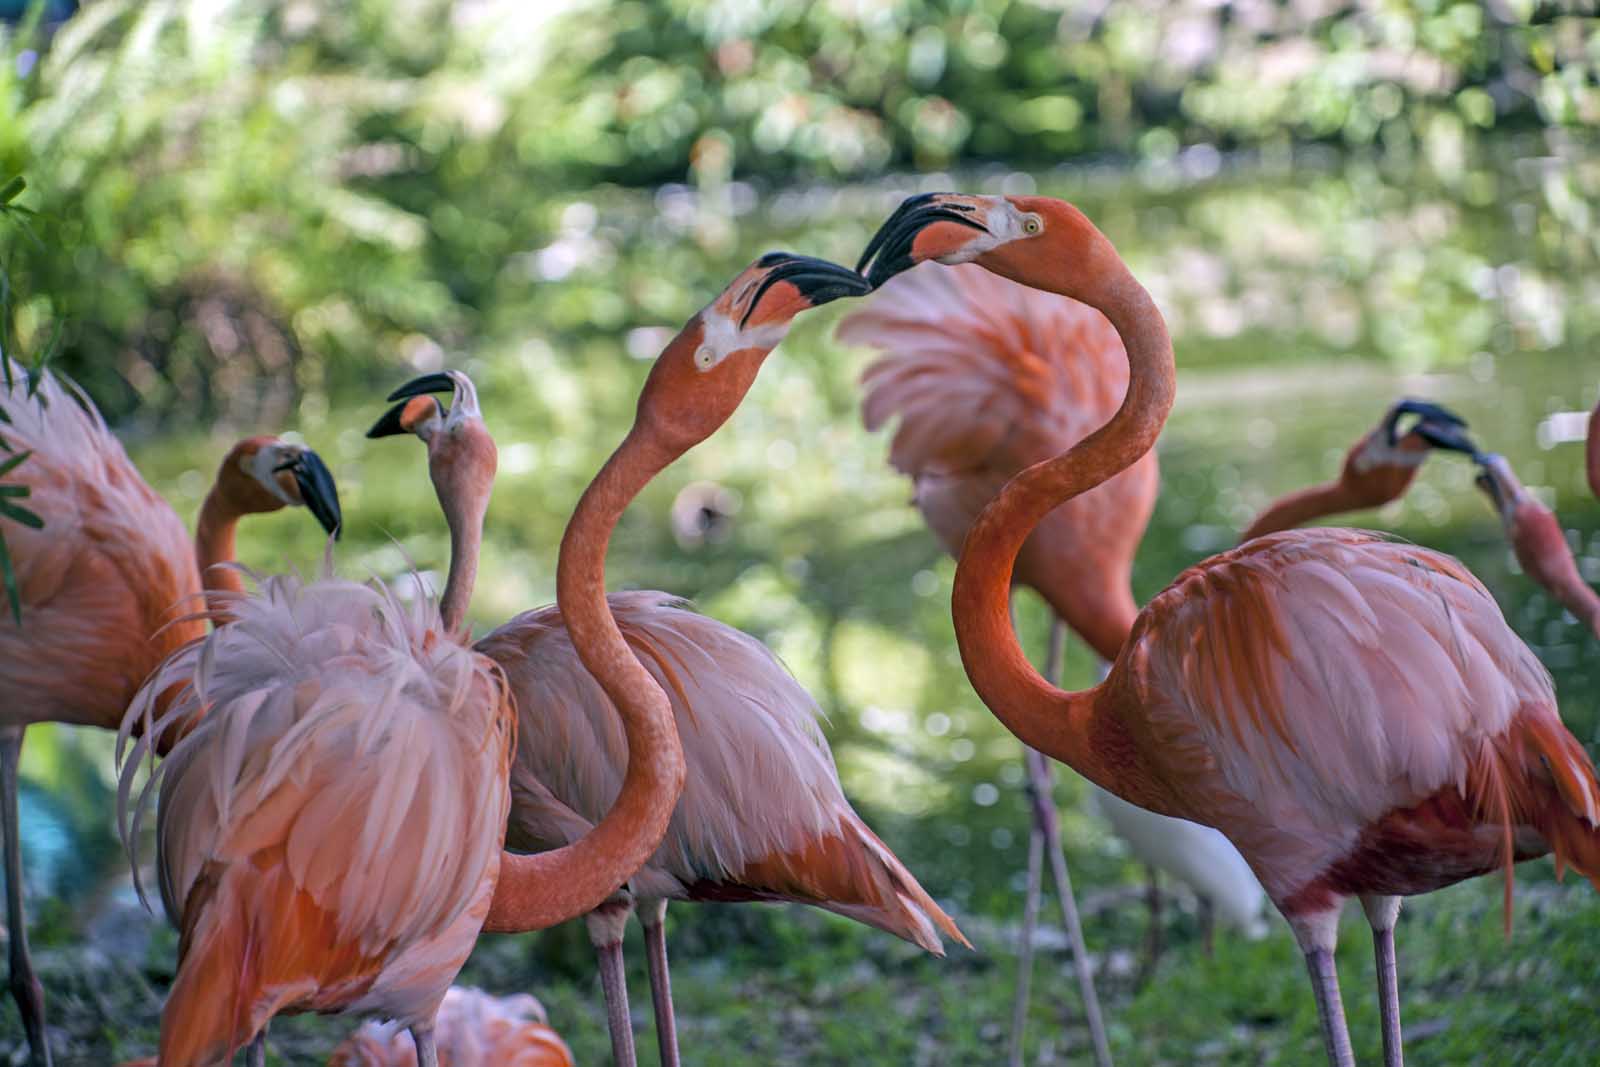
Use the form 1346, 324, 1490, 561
0, 726, 49, 1067
589, 902, 637, 1067
639, 898, 680, 1067
411, 1023, 438, 1067
1363, 894, 1404, 1067
1304, 948, 1355, 1067
1007, 820, 1044, 1067
246, 1030, 265, 1067
1033, 618, 1113, 1067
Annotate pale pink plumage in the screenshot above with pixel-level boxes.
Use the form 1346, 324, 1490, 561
841, 261, 1156, 661
475, 589, 964, 952
116, 573, 515, 1066
1126, 528, 1586, 912
329, 987, 574, 1067
0, 357, 202, 729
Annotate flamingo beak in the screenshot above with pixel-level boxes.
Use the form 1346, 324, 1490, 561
1474, 453, 1507, 510
739, 252, 871, 327
857, 193, 990, 288
366, 395, 443, 439
1388, 399, 1478, 456
273, 449, 342, 538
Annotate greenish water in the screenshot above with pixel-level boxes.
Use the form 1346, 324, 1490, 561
11, 140, 1600, 1063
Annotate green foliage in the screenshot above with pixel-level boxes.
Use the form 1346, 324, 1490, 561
0, 171, 45, 622
528, 0, 1600, 183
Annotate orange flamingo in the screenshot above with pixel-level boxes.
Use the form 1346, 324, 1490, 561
329, 987, 575, 1067
1241, 400, 1477, 541
370, 260, 960, 1067
117, 571, 515, 1067
858, 192, 1600, 1067
0, 358, 339, 1067
1473, 452, 1600, 640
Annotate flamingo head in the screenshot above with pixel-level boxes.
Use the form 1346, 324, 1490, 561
369, 369, 498, 522
635, 252, 868, 451
218, 437, 342, 538
857, 193, 1118, 302
1381, 398, 1476, 455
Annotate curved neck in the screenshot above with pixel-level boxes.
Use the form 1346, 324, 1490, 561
195, 488, 245, 610
1239, 481, 1362, 543
951, 268, 1173, 794
484, 427, 687, 932
440, 495, 484, 637
1537, 550, 1600, 642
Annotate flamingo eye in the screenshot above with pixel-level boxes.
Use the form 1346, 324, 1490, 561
1022, 215, 1043, 236
695, 345, 717, 370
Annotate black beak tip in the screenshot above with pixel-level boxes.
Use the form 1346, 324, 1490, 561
1414, 421, 1480, 456
281, 451, 343, 539
367, 400, 414, 439
740, 254, 871, 327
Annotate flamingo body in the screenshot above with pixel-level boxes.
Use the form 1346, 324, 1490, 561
841, 262, 1155, 661
329, 987, 574, 1067
1120, 527, 1599, 920
118, 574, 515, 1066
0, 362, 201, 728
476, 589, 964, 953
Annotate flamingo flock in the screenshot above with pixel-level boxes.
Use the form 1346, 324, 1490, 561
0, 196, 1592, 1067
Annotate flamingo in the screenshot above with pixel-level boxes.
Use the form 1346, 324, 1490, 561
1240, 400, 1477, 541
116, 571, 515, 1067
328, 987, 575, 1067
370, 258, 962, 1067
1473, 452, 1600, 640
856, 191, 1600, 1067
0, 358, 340, 1066
841, 261, 1485, 1050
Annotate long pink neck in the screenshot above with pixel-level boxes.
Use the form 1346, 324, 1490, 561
1240, 481, 1363, 543
440, 493, 484, 637
194, 489, 245, 606
951, 265, 1174, 800
484, 427, 687, 932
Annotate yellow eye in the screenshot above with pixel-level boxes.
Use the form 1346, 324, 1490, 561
1022, 216, 1042, 236
695, 345, 716, 370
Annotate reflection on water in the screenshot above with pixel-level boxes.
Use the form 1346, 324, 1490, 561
24, 138, 1600, 931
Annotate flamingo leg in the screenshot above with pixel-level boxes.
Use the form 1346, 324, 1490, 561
588, 902, 637, 1067
1138, 865, 1162, 980
639, 898, 681, 1067
1304, 948, 1356, 1067
411, 1023, 438, 1067
1363, 894, 1404, 1067
1006, 818, 1044, 1067
1033, 618, 1114, 1067
246, 1030, 265, 1067
0, 726, 49, 1067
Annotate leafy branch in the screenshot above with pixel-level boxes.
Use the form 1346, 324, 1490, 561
0, 175, 47, 624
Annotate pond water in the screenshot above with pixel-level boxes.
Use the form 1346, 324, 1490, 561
20, 136, 1599, 938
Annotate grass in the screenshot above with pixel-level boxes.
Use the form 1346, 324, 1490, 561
10, 859, 1600, 1064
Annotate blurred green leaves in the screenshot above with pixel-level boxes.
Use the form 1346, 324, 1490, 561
0, 171, 45, 623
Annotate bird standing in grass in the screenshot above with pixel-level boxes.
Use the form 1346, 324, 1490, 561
115, 376, 507, 1067
0, 356, 339, 1067
371, 255, 962, 1067
857, 190, 1600, 1067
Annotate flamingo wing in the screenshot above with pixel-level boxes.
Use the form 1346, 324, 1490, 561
477, 590, 966, 952
1125, 528, 1598, 903
0, 357, 200, 728
119, 574, 515, 1063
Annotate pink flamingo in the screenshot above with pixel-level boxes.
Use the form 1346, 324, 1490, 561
1241, 400, 1476, 541
1473, 452, 1600, 640
0, 358, 339, 1066
857, 191, 1600, 1067
328, 986, 575, 1067
371, 257, 962, 1067
117, 569, 516, 1067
